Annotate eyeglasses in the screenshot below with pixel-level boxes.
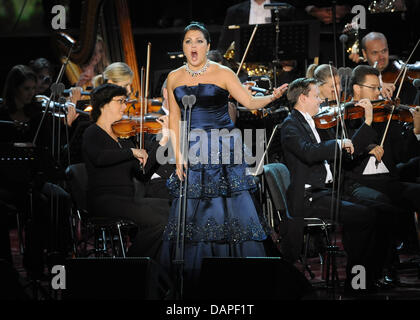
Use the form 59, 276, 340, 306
357, 84, 382, 91
112, 97, 128, 105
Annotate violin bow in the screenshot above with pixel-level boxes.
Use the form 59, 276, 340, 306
379, 65, 408, 148
329, 64, 349, 140
236, 24, 258, 76
392, 37, 420, 86
328, 64, 346, 227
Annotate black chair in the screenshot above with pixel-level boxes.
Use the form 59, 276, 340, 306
263, 163, 335, 280
65, 163, 136, 258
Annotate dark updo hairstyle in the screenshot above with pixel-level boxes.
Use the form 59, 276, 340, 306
183, 21, 211, 44
28, 57, 54, 77
2, 65, 37, 113
90, 83, 127, 122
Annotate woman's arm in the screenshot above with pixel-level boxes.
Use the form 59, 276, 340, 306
223, 67, 288, 110
167, 72, 185, 180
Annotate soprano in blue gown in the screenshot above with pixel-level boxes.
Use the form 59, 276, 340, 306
160, 83, 269, 285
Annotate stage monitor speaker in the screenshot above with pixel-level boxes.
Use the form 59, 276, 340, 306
63, 257, 173, 300
199, 257, 312, 300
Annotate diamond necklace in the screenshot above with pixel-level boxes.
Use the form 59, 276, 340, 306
185, 60, 210, 77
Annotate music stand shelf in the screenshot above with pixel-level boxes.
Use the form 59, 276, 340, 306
234, 20, 320, 63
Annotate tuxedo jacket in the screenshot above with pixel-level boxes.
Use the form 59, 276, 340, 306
279, 109, 372, 261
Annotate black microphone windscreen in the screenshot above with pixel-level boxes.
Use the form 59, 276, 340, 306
413, 79, 420, 88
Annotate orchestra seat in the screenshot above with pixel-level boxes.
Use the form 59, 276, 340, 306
65, 163, 137, 258
263, 163, 336, 280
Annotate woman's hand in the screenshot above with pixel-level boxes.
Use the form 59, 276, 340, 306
270, 83, 288, 101
131, 148, 148, 165
68, 87, 83, 104
65, 103, 79, 127
156, 115, 170, 146
176, 152, 187, 181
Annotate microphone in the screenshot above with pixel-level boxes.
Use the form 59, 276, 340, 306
339, 34, 348, 68
182, 95, 196, 108
249, 86, 268, 94
413, 79, 420, 89
263, 2, 290, 9
63, 89, 91, 96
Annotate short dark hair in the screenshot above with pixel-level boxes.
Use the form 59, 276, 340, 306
350, 65, 380, 91
183, 21, 211, 44
90, 83, 127, 122
286, 78, 318, 108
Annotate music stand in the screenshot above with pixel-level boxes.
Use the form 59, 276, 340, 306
234, 20, 320, 78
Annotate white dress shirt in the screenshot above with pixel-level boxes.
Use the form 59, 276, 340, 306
249, 0, 271, 25
298, 110, 335, 185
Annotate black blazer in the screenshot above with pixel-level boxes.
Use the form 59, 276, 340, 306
279, 108, 372, 261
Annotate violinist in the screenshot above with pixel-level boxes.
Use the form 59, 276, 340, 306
82, 83, 169, 259
280, 78, 396, 293
92, 62, 171, 187
307, 63, 373, 143
344, 65, 420, 266
350, 32, 417, 104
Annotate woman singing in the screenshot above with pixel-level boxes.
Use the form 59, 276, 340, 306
160, 22, 288, 291
82, 83, 169, 259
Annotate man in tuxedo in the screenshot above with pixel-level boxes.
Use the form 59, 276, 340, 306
280, 77, 396, 292
344, 66, 420, 257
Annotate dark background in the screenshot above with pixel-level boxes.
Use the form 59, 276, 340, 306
0, 0, 419, 97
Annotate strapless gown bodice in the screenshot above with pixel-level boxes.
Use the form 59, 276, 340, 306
173, 83, 233, 130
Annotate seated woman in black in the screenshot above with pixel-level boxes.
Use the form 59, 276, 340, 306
82, 83, 169, 260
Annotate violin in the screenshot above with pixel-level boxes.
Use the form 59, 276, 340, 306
381, 60, 420, 84
314, 99, 418, 129
111, 113, 162, 138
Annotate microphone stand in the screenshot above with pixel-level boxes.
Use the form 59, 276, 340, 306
173, 94, 196, 300
31, 39, 75, 279
272, 7, 281, 88
252, 123, 283, 228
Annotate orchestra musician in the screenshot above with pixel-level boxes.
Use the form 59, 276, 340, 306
280, 77, 400, 293
92, 62, 171, 199
0, 65, 76, 279
343, 65, 420, 272
348, 32, 417, 104
82, 83, 170, 259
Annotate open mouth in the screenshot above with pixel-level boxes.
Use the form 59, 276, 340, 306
191, 50, 198, 61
